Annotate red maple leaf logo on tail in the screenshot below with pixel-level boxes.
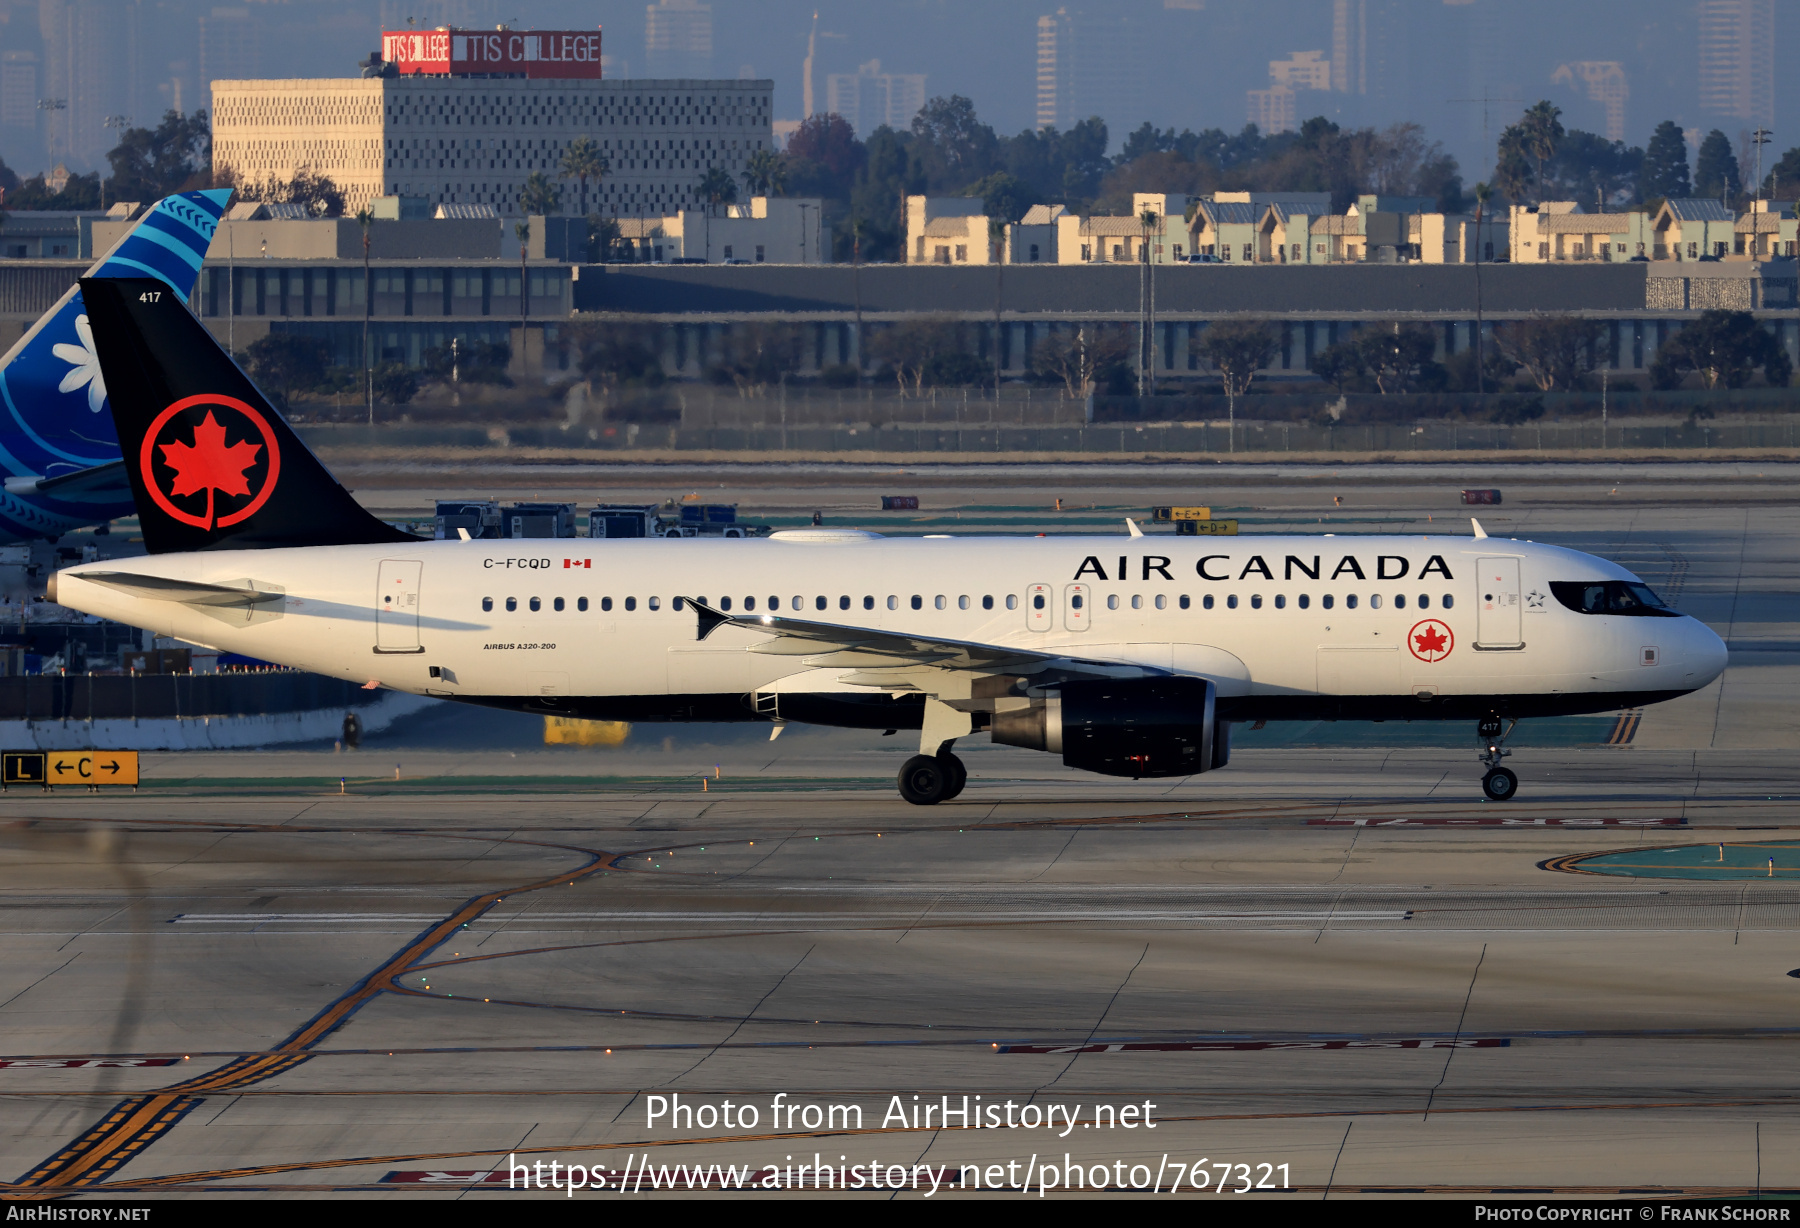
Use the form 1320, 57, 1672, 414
158, 410, 262, 530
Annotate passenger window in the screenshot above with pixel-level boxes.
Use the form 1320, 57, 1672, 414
864, 596, 875, 610
888, 595, 898, 610
554, 597, 565, 612
911, 595, 923, 610
1131, 595, 1143, 610
1032, 594, 1045, 610
792, 596, 802, 610
601, 597, 613, 611
1177, 595, 1188, 609
982, 595, 994, 610
744, 596, 755, 611
1442, 594, 1454, 609
649, 596, 661, 611
769, 596, 780, 610
530, 597, 542, 612
720, 596, 732, 611
1368, 594, 1379, 608
958, 595, 969, 610
1200, 594, 1211, 610
1227, 595, 1237, 609
1322, 594, 1333, 610
1106, 594, 1119, 610
1418, 595, 1430, 609
1394, 594, 1406, 609
482, 597, 493, 612
578, 597, 589, 611
674, 597, 686, 611
625, 597, 637, 611
1298, 595, 1310, 609
1006, 594, 1018, 610
840, 596, 851, 610
1251, 595, 1263, 609
1343, 594, 1355, 609
505, 597, 517, 612
935, 595, 946, 610
816, 596, 827, 611
1275, 595, 1286, 609
1071, 594, 1084, 609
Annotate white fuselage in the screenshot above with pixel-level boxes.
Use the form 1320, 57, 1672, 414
53, 533, 1728, 717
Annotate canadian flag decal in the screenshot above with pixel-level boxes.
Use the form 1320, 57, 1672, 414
563, 559, 591, 568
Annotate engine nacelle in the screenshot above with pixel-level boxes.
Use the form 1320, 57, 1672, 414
990, 677, 1230, 778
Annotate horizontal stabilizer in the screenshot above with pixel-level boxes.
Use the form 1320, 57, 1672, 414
4, 460, 130, 502
74, 570, 282, 608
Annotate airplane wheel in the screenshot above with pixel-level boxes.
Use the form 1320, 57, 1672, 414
898, 755, 951, 805
937, 752, 967, 800
1481, 767, 1518, 802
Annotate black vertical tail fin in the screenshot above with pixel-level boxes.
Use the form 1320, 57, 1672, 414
80, 277, 414, 553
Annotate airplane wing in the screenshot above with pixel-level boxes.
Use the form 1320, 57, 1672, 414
3, 459, 130, 502
684, 598, 1161, 681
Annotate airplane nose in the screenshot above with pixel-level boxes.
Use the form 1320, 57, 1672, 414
1687, 618, 1728, 686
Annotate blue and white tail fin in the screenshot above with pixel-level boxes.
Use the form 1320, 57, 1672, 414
0, 189, 230, 540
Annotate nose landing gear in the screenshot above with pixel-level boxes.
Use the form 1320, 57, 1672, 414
897, 749, 967, 805
1477, 714, 1518, 801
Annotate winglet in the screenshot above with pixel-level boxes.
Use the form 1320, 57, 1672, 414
1471, 518, 1488, 539
684, 597, 733, 642
1126, 517, 1144, 538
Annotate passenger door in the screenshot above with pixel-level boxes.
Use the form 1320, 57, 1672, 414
1026, 584, 1054, 631
1475, 556, 1523, 649
375, 559, 424, 654
1063, 583, 1090, 631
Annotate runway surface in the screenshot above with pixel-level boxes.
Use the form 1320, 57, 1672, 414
2, 473, 1799, 1199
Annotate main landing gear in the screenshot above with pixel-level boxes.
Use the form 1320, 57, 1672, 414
897, 750, 967, 805
1477, 714, 1518, 802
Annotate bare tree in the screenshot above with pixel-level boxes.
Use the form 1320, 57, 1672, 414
1034, 324, 1133, 398
869, 317, 960, 397
1495, 316, 1603, 391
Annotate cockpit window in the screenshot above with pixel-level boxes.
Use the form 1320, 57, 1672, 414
1549, 580, 1679, 617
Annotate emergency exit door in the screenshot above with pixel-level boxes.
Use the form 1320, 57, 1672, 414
375, 559, 424, 653
1476, 556, 1523, 649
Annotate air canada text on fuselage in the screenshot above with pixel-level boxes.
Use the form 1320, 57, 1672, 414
1071, 554, 1455, 583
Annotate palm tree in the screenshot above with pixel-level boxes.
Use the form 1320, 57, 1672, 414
1519, 100, 1564, 204
740, 149, 786, 198
559, 137, 607, 218
1138, 207, 1159, 396
355, 205, 374, 423
698, 165, 737, 261
520, 170, 559, 217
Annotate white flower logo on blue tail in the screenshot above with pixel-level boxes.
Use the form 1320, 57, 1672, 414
52, 314, 106, 413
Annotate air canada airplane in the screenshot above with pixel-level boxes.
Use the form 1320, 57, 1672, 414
0, 191, 230, 541
51, 278, 1728, 804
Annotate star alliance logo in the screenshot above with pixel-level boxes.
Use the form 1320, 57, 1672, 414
1525, 589, 1547, 610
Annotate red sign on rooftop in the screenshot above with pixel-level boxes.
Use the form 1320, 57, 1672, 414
381, 28, 603, 79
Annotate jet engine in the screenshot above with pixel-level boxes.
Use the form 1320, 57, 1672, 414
989, 677, 1230, 778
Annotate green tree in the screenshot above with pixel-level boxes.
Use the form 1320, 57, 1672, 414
1761, 144, 1800, 199
559, 136, 607, 218
1518, 101, 1564, 204
1640, 121, 1692, 201
1309, 339, 1368, 393
1353, 324, 1439, 394
520, 171, 559, 216
370, 361, 421, 405
966, 171, 1040, 224
1651, 310, 1792, 390
716, 322, 804, 395
698, 164, 737, 261
1694, 129, 1741, 203
1495, 316, 1604, 391
244, 332, 329, 411
104, 109, 212, 200
566, 321, 665, 403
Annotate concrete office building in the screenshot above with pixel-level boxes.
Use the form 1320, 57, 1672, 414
211, 46, 772, 218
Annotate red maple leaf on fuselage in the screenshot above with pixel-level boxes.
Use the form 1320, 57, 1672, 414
1414, 625, 1448, 655
158, 410, 263, 528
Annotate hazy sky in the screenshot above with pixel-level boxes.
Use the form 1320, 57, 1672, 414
2, 0, 1791, 177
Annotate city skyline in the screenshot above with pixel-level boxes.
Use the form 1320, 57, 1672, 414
0, 0, 1793, 181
